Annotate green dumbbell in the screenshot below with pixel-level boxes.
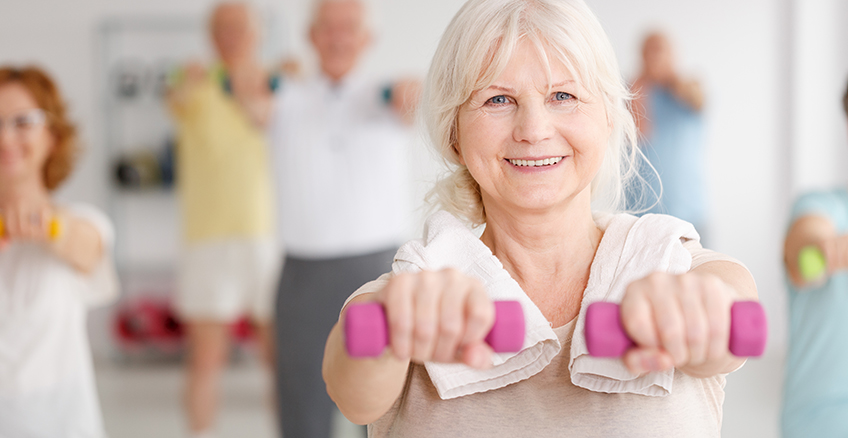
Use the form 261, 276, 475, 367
798, 245, 827, 281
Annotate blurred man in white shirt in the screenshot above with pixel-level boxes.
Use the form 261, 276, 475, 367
268, 1, 419, 436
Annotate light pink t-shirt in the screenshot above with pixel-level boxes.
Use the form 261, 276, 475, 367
369, 318, 725, 437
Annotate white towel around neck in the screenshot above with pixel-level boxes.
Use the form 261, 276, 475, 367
569, 213, 698, 397
392, 211, 561, 400
392, 211, 698, 400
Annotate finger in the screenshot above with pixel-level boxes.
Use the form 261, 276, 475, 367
432, 270, 466, 363
20, 208, 41, 240
382, 273, 414, 360
8, 207, 23, 239
31, 209, 47, 240
17, 208, 34, 239
823, 239, 838, 273
460, 342, 493, 370
835, 236, 848, 271
411, 271, 441, 363
679, 279, 709, 366
623, 347, 675, 375
460, 279, 494, 347
620, 280, 660, 349
41, 206, 54, 240
702, 277, 731, 363
650, 276, 688, 366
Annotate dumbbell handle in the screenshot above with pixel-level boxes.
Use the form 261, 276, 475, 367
798, 245, 827, 281
0, 216, 62, 240
344, 300, 526, 358
585, 301, 767, 358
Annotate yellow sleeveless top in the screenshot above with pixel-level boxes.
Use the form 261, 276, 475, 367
170, 69, 274, 243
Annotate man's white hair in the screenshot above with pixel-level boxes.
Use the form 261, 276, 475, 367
421, 0, 643, 226
309, 0, 373, 29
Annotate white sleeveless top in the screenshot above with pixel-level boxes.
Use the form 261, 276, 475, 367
0, 204, 118, 438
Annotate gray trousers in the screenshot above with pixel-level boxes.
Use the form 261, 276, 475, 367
274, 247, 396, 438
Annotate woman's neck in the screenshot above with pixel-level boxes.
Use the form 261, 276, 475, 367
0, 175, 50, 205
479, 192, 603, 312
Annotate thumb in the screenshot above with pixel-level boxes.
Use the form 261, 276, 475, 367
623, 347, 674, 375
460, 342, 493, 369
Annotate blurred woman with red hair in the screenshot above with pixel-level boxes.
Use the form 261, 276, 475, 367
0, 66, 117, 437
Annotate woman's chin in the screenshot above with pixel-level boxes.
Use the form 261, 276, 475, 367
493, 188, 587, 216
501, 197, 568, 215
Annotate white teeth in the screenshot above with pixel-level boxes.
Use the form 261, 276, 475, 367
508, 157, 564, 167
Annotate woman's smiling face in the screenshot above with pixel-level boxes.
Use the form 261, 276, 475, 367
0, 82, 54, 186
456, 39, 611, 217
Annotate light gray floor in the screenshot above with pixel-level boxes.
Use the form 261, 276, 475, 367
95, 349, 785, 438
95, 355, 361, 438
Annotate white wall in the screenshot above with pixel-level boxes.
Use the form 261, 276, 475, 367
0, 0, 461, 206
592, 2, 791, 436
3, 0, 846, 436
792, 0, 848, 191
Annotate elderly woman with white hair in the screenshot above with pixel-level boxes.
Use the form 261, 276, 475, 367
322, 0, 757, 436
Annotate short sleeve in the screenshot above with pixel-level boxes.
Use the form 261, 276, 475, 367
65, 204, 120, 308
341, 272, 393, 317
790, 189, 848, 233
683, 238, 750, 273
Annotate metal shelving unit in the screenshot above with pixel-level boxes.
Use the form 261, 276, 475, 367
98, 15, 284, 298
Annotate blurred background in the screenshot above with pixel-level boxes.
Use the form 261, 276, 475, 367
1, 0, 847, 437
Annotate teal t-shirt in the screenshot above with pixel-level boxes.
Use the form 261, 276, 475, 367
782, 188, 848, 437
629, 86, 706, 228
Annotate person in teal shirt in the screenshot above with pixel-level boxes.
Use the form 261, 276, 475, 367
782, 82, 848, 437
629, 32, 709, 243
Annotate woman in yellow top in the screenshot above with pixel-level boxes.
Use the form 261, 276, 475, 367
166, 4, 280, 437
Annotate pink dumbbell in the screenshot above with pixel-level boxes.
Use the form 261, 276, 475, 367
584, 301, 767, 358
344, 300, 526, 358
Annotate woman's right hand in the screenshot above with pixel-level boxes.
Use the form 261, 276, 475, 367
820, 235, 848, 274
371, 268, 495, 369
784, 214, 847, 286
0, 198, 55, 250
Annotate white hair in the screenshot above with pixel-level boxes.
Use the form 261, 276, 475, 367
309, 0, 373, 29
422, 0, 644, 226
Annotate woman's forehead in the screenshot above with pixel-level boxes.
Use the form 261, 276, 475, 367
0, 82, 40, 113
475, 39, 584, 93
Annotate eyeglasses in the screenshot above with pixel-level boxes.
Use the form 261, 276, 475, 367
0, 109, 48, 136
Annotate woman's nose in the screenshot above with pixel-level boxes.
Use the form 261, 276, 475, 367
512, 101, 555, 146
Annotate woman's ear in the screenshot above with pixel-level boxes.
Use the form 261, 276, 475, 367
453, 143, 465, 166
451, 123, 465, 165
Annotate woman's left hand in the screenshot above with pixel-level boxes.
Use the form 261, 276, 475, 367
618, 271, 743, 378
390, 78, 421, 125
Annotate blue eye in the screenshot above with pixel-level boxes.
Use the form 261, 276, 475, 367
488, 95, 508, 105
554, 92, 573, 101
